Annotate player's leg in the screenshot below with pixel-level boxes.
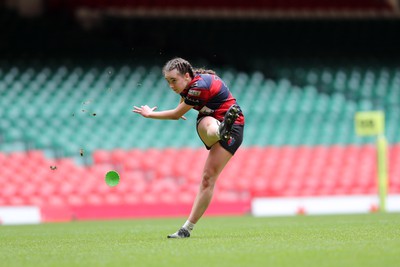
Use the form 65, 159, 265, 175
188, 142, 232, 223
184, 110, 240, 223
167, 142, 232, 239
167, 105, 242, 238
196, 116, 220, 147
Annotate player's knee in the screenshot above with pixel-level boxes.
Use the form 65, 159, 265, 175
201, 170, 217, 189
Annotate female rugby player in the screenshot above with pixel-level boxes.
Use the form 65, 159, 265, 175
133, 57, 245, 238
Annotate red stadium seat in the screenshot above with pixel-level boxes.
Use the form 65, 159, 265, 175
26, 150, 47, 163
92, 150, 111, 164
110, 149, 127, 165
177, 191, 194, 204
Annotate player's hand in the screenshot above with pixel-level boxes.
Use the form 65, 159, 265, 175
133, 105, 157, 118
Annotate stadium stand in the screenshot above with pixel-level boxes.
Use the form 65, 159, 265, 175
1, 60, 399, 219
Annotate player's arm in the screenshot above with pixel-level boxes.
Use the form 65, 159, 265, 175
179, 97, 187, 120
133, 101, 192, 120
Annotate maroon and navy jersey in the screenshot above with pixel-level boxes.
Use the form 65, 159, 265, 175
180, 74, 245, 125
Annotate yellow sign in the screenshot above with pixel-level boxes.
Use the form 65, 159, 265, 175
355, 111, 385, 136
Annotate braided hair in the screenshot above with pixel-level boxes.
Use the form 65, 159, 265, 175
162, 57, 216, 79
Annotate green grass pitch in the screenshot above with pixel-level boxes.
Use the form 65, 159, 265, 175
1, 213, 400, 267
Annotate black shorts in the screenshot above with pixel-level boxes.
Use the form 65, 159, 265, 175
196, 118, 244, 155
